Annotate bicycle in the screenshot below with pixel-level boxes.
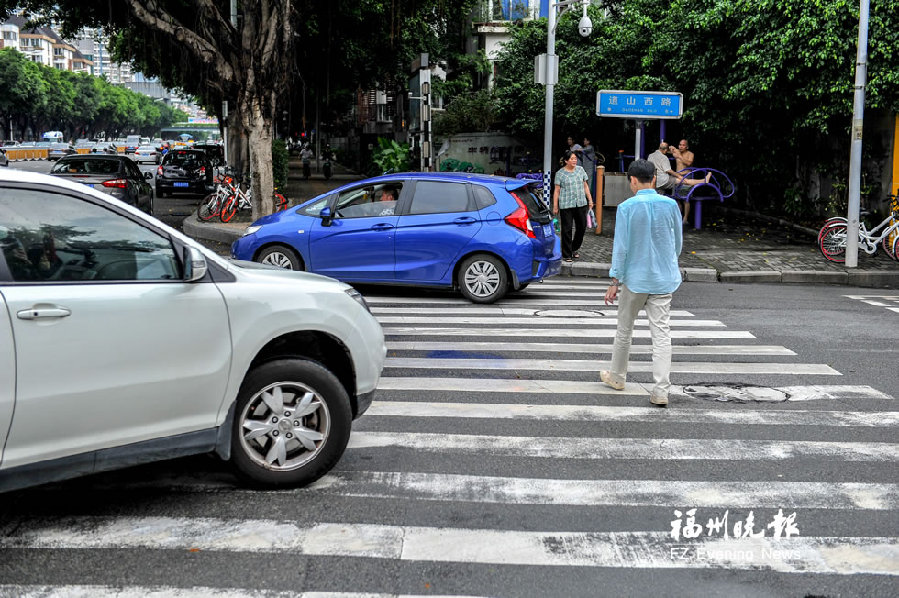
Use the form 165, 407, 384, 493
197, 175, 237, 221
818, 194, 899, 262
220, 185, 288, 223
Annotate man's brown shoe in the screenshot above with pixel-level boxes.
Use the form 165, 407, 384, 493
600, 370, 625, 390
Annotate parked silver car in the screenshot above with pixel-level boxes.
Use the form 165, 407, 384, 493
0, 169, 386, 493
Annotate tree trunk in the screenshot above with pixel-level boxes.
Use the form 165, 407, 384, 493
240, 90, 275, 220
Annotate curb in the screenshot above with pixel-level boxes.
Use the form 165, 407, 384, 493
183, 212, 245, 245
558, 260, 897, 288
185, 216, 899, 289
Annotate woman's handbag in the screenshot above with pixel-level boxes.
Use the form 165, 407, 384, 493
586, 208, 596, 229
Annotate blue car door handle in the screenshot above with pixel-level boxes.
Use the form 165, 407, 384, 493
454, 217, 478, 225
17, 305, 72, 320
371, 223, 394, 231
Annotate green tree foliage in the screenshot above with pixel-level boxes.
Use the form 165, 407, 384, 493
370, 137, 411, 175
0, 48, 184, 140
290, 0, 481, 135
271, 138, 289, 191
433, 90, 498, 136
493, 0, 899, 218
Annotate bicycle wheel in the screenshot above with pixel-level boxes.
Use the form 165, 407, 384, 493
818, 217, 847, 243
882, 224, 899, 261
819, 224, 848, 262
274, 192, 288, 211
220, 194, 239, 222
198, 193, 222, 221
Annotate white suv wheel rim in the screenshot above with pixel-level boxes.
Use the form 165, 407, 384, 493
238, 381, 330, 471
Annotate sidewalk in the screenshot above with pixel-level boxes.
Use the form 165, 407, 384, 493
184, 160, 899, 289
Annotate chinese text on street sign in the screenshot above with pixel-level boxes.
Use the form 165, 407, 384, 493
596, 90, 683, 119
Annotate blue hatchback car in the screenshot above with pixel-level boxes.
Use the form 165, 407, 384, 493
230, 172, 562, 303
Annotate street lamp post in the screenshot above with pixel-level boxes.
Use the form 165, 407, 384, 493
541, 0, 592, 206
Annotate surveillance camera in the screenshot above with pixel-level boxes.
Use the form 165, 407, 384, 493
578, 15, 593, 37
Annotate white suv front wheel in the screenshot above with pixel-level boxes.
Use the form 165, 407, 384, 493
230, 359, 352, 487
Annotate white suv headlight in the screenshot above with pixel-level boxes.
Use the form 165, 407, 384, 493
345, 288, 371, 313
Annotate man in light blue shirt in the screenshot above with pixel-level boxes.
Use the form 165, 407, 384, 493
600, 159, 683, 406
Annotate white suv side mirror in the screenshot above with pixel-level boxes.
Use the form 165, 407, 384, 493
183, 246, 208, 282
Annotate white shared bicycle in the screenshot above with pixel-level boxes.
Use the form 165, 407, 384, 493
818, 195, 899, 263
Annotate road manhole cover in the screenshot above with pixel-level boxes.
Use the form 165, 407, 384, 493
678, 384, 790, 403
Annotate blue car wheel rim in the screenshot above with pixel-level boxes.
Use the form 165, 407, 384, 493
464, 260, 501, 298
262, 251, 295, 269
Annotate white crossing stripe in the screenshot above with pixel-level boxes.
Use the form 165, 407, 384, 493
364, 401, 899, 427
386, 341, 794, 355
377, 377, 647, 394
371, 306, 695, 317
0, 587, 472, 598
365, 297, 609, 306
382, 327, 755, 338
377, 316, 725, 327
842, 294, 899, 314
312, 472, 899, 510
377, 378, 886, 397
383, 357, 840, 375
346, 433, 898, 462
364, 293, 608, 304
2, 517, 895, 575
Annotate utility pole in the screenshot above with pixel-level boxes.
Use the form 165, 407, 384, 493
539, 1, 592, 206
845, 0, 870, 268
223, 0, 238, 166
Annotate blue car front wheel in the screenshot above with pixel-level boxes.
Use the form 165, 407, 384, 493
258, 245, 303, 271
458, 254, 508, 304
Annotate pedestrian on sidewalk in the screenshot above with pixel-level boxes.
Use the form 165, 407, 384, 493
600, 159, 683, 406
552, 149, 594, 262
566, 136, 583, 167
581, 136, 597, 198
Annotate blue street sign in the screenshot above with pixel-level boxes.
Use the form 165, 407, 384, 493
596, 90, 683, 119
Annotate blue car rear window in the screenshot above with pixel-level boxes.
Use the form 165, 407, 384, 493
408, 181, 471, 215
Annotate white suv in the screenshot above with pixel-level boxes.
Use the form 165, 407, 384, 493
0, 169, 385, 492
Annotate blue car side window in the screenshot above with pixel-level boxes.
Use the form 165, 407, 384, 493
408, 181, 470, 215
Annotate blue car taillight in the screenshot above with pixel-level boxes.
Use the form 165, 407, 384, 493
505, 193, 536, 238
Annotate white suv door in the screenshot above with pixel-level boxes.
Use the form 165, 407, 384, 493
0, 291, 14, 466
0, 184, 231, 470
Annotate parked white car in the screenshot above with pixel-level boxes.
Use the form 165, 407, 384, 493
0, 169, 386, 492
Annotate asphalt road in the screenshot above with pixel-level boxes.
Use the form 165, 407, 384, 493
0, 274, 896, 597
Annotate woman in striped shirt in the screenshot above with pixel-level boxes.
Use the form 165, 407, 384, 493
552, 149, 594, 262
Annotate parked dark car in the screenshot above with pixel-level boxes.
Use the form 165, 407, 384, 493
49, 154, 154, 214
47, 142, 76, 161
193, 143, 225, 167
231, 172, 562, 303
156, 149, 213, 197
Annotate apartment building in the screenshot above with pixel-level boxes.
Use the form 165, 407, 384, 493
1, 15, 92, 73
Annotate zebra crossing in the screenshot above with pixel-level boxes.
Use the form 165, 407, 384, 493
843, 293, 899, 314
0, 278, 896, 596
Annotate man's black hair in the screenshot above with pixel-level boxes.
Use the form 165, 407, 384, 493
627, 159, 655, 183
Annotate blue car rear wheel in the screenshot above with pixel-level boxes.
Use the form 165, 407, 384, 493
458, 254, 508, 304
